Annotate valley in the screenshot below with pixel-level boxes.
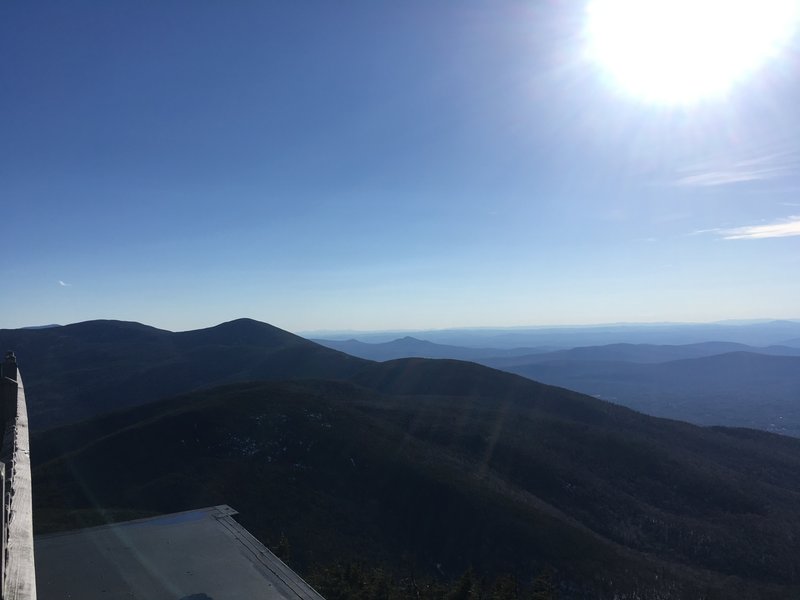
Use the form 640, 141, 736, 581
315, 331, 800, 437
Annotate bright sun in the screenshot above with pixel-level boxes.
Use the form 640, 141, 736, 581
585, 0, 799, 104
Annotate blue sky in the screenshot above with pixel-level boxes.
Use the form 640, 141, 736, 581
2, 1, 799, 332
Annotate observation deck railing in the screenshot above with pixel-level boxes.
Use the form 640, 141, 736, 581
1, 353, 36, 600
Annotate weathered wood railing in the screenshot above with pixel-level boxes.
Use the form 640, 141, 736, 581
1, 353, 36, 600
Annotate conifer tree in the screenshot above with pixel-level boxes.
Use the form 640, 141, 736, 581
530, 567, 556, 600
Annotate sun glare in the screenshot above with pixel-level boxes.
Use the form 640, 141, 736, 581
586, 0, 799, 104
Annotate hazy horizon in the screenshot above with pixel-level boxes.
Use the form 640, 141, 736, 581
299, 316, 800, 337
7, 315, 800, 338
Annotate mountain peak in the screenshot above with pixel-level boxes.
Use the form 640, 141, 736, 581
395, 336, 427, 343
184, 318, 306, 346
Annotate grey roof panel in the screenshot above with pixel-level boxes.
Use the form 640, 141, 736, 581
34, 505, 324, 600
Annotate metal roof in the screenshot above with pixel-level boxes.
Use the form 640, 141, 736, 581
35, 505, 324, 600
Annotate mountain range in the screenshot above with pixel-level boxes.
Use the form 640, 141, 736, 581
0, 318, 366, 429
307, 319, 800, 348
312, 336, 553, 362
497, 351, 800, 436
5, 318, 800, 597
313, 337, 800, 437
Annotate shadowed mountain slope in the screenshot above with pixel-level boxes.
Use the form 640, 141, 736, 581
0, 318, 367, 429
32, 359, 800, 599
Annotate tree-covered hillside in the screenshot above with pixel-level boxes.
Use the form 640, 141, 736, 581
33, 361, 800, 599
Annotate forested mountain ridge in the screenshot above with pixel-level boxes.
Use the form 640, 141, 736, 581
32, 357, 800, 599
0, 318, 367, 428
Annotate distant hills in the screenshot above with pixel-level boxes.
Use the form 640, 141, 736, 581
313, 336, 551, 362
483, 341, 800, 366
313, 337, 800, 437
309, 319, 800, 348
496, 351, 800, 436
314, 336, 800, 363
